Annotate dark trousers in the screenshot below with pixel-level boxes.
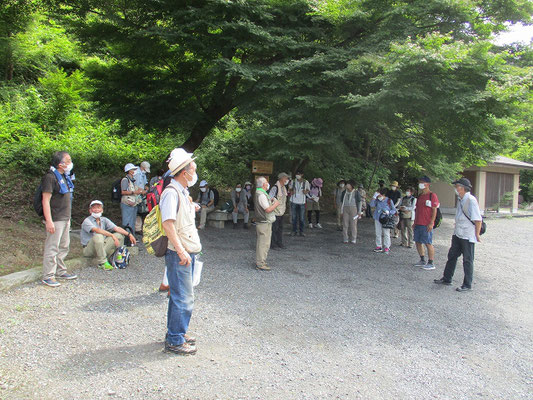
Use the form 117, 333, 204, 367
443, 235, 475, 288
291, 203, 305, 233
271, 215, 284, 248
307, 210, 320, 224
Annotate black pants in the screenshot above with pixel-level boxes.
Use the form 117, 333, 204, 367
271, 215, 284, 248
307, 210, 320, 224
443, 235, 475, 288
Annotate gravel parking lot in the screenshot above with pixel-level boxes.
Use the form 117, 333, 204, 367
1, 215, 532, 400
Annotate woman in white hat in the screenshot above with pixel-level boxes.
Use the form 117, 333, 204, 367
121, 163, 143, 234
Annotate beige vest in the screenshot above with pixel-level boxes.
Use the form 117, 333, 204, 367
168, 188, 202, 254
255, 190, 276, 224
273, 182, 287, 216
121, 177, 138, 206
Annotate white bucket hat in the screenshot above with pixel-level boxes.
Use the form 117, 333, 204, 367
124, 163, 137, 173
168, 148, 195, 176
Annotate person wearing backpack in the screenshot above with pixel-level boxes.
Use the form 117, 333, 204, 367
413, 176, 440, 270
307, 178, 323, 229
399, 187, 417, 248
434, 178, 483, 292
196, 180, 215, 229
289, 171, 310, 237
121, 163, 143, 234
40, 151, 78, 287
160, 148, 202, 355
370, 187, 397, 254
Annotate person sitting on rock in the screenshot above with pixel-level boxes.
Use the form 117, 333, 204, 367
81, 200, 137, 270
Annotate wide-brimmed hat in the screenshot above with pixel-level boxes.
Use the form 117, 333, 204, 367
124, 163, 137, 173
391, 181, 399, 187
168, 148, 195, 176
312, 178, 323, 187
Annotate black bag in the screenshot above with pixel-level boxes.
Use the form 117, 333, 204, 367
379, 212, 396, 229
33, 183, 44, 217
460, 200, 487, 235
111, 178, 122, 203
430, 192, 442, 229
210, 188, 219, 207
122, 226, 135, 246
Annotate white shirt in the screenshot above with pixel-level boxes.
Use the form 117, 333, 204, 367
290, 180, 309, 205
160, 180, 189, 222
454, 192, 482, 243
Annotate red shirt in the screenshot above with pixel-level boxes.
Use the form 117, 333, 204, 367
414, 192, 439, 226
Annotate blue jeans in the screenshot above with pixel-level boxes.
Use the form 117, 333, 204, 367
120, 202, 137, 232
165, 250, 195, 346
291, 202, 306, 233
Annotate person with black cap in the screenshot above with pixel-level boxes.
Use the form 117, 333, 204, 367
413, 176, 439, 270
434, 178, 482, 292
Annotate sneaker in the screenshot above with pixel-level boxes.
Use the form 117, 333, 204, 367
57, 273, 77, 280
316, 223, 323, 229
299, 232, 305, 237
98, 261, 113, 271
308, 223, 314, 229
383, 248, 390, 254
373, 247, 383, 253
343, 240, 349, 244
198, 225, 205, 230
414, 259, 426, 267
42, 278, 60, 287
164, 341, 197, 355
159, 283, 170, 292
456, 286, 472, 292
165, 333, 196, 345
290, 231, 297, 237
422, 263, 435, 270
350, 240, 356, 244
434, 278, 452, 286
255, 265, 271, 271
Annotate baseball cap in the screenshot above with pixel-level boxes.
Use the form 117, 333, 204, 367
278, 172, 290, 179
89, 200, 103, 207
124, 163, 137, 173
199, 180, 208, 187
452, 177, 472, 189
140, 161, 151, 173
419, 175, 431, 183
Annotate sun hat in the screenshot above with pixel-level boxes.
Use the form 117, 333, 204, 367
140, 161, 151, 173
168, 148, 195, 176
124, 163, 137, 173
391, 181, 399, 187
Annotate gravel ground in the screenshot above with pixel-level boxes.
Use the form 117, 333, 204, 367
0, 215, 532, 400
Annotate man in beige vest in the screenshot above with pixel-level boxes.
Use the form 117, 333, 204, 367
255, 176, 280, 271
269, 172, 289, 250
160, 148, 202, 356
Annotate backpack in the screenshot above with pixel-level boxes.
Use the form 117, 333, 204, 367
430, 192, 442, 229
210, 188, 219, 207
33, 183, 44, 217
146, 179, 164, 212
142, 186, 178, 257
111, 246, 130, 269
111, 178, 122, 203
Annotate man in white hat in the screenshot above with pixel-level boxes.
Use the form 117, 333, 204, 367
81, 200, 137, 270
133, 161, 151, 230
195, 180, 215, 229
160, 148, 202, 355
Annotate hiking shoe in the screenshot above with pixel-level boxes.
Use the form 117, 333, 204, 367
350, 240, 357, 244
164, 341, 197, 355
57, 273, 77, 280
343, 240, 349, 244
315, 223, 323, 229
373, 247, 383, 253
42, 278, 60, 287
184, 334, 196, 345
414, 259, 426, 267
255, 265, 271, 271
422, 263, 435, 270
98, 261, 113, 271
383, 248, 390, 254
434, 278, 452, 286
159, 283, 169, 292
299, 232, 305, 237
290, 231, 297, 236
456, 286, 472, 292
308, 223, 314, 229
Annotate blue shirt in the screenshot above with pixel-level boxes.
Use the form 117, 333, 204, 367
370, 197, 397, 221
133, 169, 148, 189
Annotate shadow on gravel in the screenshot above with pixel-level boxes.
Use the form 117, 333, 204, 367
81, 293, 165, 313
58, 342, 167, 378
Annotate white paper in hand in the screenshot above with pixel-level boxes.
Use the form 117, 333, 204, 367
193, 260, 203, 287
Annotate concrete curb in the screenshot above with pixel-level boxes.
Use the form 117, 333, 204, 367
0, 246, 139, 292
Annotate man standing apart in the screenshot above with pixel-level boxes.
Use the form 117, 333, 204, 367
160, 148, 202, 355
41, 151, 78, 287
434, 178, 482, 292
196, 180, 215, 229
413, 176, 439, 270
270, 172, 289, 249
255, 177, 280, 271
289, 171, 310, 237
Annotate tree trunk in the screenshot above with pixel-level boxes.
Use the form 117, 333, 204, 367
5, 34, 13, 81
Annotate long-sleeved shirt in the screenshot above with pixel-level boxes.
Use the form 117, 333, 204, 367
370, 196, 397, 221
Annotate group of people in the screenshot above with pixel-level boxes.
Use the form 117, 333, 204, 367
39, 148, 483, 358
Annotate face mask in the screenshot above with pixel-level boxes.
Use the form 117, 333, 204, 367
339, 184, 345, 189
63, 162, 73, 173
406, 192, 411, 197
186, 172, 198, 187
236, 188, 242, 192
264, 184, 270, 191
391, 186, 397, 191
454, 188, 460, 196
418, 183, 426, 190
200, 187, 207, 192
296, 175, 302, 180
245, 185, 251, 191
91, 212, 102, 218
378, 196, 384, 201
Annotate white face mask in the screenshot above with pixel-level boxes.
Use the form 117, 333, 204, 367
236, 188, 242, 192
454, 188, 460, 196
378, 196, 384, 201
91, 212, 102, 218
63, 162, 74, 173
200, 187, 207, 192
265, 183, 270, 191
406, 192, 411, 197
339, 184, 345, 189
418, 183, 426, 190
186, 172, 198, 187
296, 175, 302, 180
391, 186, 397, 191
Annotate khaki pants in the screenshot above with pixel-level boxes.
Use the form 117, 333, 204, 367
198, 205, 215, 228
256, 222, 272, 267
83, 233, 125, 265
336, 205, 342, 228
342, 206, 359, 242
400, 219, 414, 247
43, 219, 70, 280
